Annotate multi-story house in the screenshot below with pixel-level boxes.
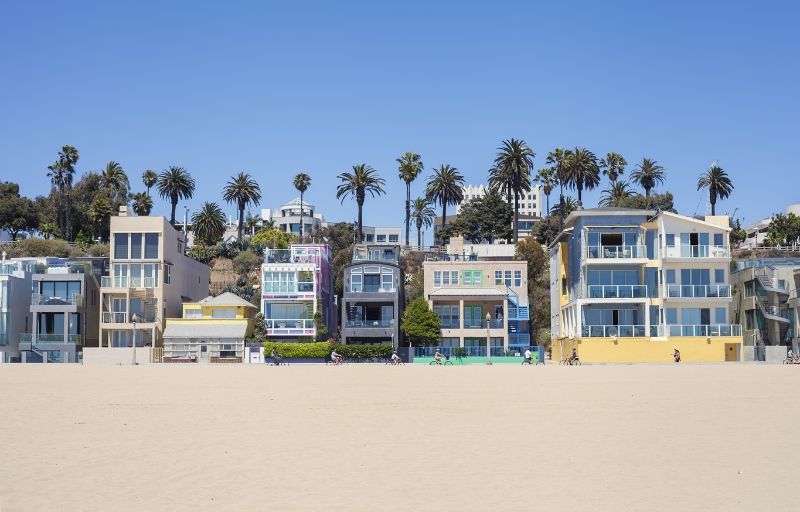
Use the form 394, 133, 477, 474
260, 244, 336, 341
550, 208, 743, 363
98, 208, 210, 350
423, 239, 529, 354
0, 259, 33, 363
19, 260, 103, 363
342, 245, 404, 345
790, 269, 800, 355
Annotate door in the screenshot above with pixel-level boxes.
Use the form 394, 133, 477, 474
725, 343, 739, 361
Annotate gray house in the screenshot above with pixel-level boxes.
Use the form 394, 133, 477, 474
342, 245, 404, 346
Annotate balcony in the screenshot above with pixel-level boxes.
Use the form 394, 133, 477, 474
265, 319, 314, 330
650, 324, 742, 337
463, 319, 505, 330
102, 312, 157, 324
351, 247, 399, 262
586, 245, 647, 260
101, 276, 158, 289
582, 325, 647, 337
662, 245, 730, 259
18, 333, 82, 344
31, 293, 84, 306
349, 285, 395, 293
346, 319, 394, 328
264, 249, 322, 265
438, 319, 461, 329
664, 284, 732, 299
587, 285, 647, 299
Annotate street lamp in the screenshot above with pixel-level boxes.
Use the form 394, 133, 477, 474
485, 312, 492, 365
132, 314, 139, 365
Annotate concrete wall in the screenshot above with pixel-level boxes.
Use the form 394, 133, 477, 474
742, 345, 789, 362
553, 336, 743, 363
83, 347, 154, 365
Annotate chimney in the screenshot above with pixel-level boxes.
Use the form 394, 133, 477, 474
118, 205, 129, 217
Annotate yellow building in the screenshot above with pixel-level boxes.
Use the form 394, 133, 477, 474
162, 292, 258, 363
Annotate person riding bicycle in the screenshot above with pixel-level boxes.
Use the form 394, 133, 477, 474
673, 348, 681, 363
270, 347, 280, 366
523, 348, 532, 365
434, 349, 443, 365
391, 351, 401, 365
569, 348, 579, 363
788, 349, 796, 363
331, 349, 342, 365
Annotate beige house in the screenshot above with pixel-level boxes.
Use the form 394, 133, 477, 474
98, 207, 210, 349
423, 238, 530, 354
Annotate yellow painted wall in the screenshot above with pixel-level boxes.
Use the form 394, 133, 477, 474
181, 304, 252, 320
552, 336, 743, 363
167, 318, 255, 337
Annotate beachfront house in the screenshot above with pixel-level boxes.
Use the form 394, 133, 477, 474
550, 208, 743, 362
0, 259, 33, 363
341, 245, 404, 346
260, 244, 336, 342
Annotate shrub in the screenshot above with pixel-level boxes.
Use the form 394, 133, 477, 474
332, 344, 393, 358
452, 347, 468, 358
9, 238, 72, 257
233, 250, 262, 274
189, 244, 218, 264
263, 341, 331, 359
86, 243, 109, 257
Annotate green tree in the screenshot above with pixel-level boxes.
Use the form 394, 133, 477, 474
336, 164, 386, 243
223, 172, 262, 240
400, 297, 441, 346
244, 212, 261, 237
410, 197, 436, 249
630, 158, 666, 198
550, 196, 579, 218
697, 164, 733, 216
490, 138, 535, 243
292, 172, 311, 241
441, 189, 513, 244
599, 152, 627, 184
89, 195, 113, 242
157, 166, 196, 225
99, 161, 130, 206
599, 180, 635, 207
251, 227, 297, 249
535, 167, 557, 214
425, 164, 464, 245
130, 192, 153, 216
765, 213, 800, 247
615, 191, 676, 212
515, 237, 550, 344
192, 202, 226, 246
46, 145, 79, 240
142, 170, 157, 197
397, 152, 424, 247
564, 147, 600, 205
730, 218, 747, 246
0, 183, 38, 240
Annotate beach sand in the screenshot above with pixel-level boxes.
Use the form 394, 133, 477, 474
0, 363, 796, 512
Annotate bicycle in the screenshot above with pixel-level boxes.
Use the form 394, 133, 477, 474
430, 356, 453, 366
560, 357, 581, 366
783, 356, 800, 365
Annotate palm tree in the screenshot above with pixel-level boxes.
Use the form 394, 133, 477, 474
100, 161, 130, 207
192, 202, 227, 246
223, 172, 262, 240
130, 192, 153, 216
630, 158, 666, 198
697, 164, 734, 216
142, 170, 157, 197
599, 152, 627, 184
425, 164, 464, 245
599, 180, 635, 207
157, 166, 196, 225
550, 196, 579, 218
490, 139, 535, 243
410, 197, 436, 249
292, 172, 311, 241
397, 152, 424, 247
47, 145, 79, 240
535, 167, 557, 217
564, 147, 600, 205
336, 164, 386, 243
546, 148, 571, 230
89, 195, 113, 242
244, 212, 261, 237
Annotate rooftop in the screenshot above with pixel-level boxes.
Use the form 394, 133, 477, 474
196, 292, 258, 309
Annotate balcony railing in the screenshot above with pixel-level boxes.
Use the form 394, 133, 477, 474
463, 319, 505, 329
438, 319, 461, 329
352, 249, 399, 262
265, 319, 314, 330
18, 333, 82, 344
264, 249, 322, 265
664, 284, 732, 299
349, 286, 395, 293
102, 312, 157, 323
582, 325, 647, 337
346, 319, 394, 328
650, 324, 742, 337
662, 245, 730, 258
587, 285, 647, 299
31, 293, 84, 306
586, 245, 647, 259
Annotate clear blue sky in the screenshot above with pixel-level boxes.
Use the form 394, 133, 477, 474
2, 1, 798, 241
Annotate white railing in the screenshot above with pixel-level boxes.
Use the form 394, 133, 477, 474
587, 285, 648, 299
582, 325, 647, 337
651, 324, 742, 337
266, 319, 314, 330
662, 245, 730, 258
586, 245, 647, 259
664, 284, 732, 299
31, 293, 85, 306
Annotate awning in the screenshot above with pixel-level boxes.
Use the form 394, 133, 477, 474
162, 322, 248, 339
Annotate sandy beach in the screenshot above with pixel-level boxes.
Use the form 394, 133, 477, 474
0, 363, 796, 512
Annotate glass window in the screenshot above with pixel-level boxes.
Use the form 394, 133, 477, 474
381, 274, 393, 291
364, 274, 380, 292
70, 313, 80, 335
298, 271, 314, 292
388, 235, 399, 243
714, 269, 725, 283
350, 274, 362, 292
144, 233, 159, 259
443, 271, 451, 285
504, 270, 511, 287
463, 271, 472, 286
495, 270, 503, 285
114, 233, 129, 259
666, 270, 676, 284
514, 270, 522, 287
164, 265, 171, 284
365, 234, 374, 242
130, 233, 142, 259
715, 307, 726, 324
376, 235, 386, 242
211, 309, 236, 319
433, 271, 441, 287
450, 271, 458, 285
666, 308, 678, 324
665, 234, 675, 247
185, 309, 202, 319
713, 233, 724, 247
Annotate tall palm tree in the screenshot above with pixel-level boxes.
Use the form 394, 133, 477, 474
599, 180, 634, 207
599, 152, 627, 184
191, 202, 227, 246
292, 172, 312, 241
425, 164, 464, 245
47, 145, 79, 240
564, 147, 600, 205
130, 192, 153, 216
100, 161, 130, 207
490, 139, 535, 243
336, 164, 386, 243
223, 172, 262, 240
142, 170, 157, 197
546, 148, 571, 231
410, 197, 436, 249
630, 158, 666, 198
697, 164, 734, 216
244, 212, 261, 237
535, 167, 557, 217
89, 195, 113, 243
550, 196, 580, 218
397, 152, 424, 247
157, 166, 196, 225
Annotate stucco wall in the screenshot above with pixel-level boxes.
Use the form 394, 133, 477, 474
553, 336, 742, 363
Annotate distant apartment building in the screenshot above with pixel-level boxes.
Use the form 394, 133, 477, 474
162, 292, 258, 363
455, 184, 544, 218
550, 208, 743, 363
789, 270, 800, 355
423, 237, 529, 355
260, 244, 337, 341
742, 203, 800, 249
0, 259, 33, 363
732, 258, 797, 348
342, 245, 404, 345
98, 208, 210, 349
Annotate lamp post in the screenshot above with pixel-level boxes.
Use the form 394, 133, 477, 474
485, 312, 492, 365
132, 315, 138, 365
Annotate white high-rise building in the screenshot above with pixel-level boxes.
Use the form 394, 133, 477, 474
455, 184, 543, 218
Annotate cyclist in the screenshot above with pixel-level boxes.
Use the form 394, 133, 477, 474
569, 348, 579, 364
391, 351, 402, 365
434, 349, 443, 365
270, 347, 280, 366
331, 349, 343, 365
523, 348, 532, 365
673, 348, 681, 363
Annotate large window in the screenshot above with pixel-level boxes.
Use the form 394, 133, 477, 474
263, 271, 296, 293
38, 312, 65, 335
463, 270, 482, 286
514, 270, 522, 287
463, 305, 484, 327
39, 281, 81, 300
130, 233, 143, 259
350, 273, 362, 292
298, 271, 314, 292
114, 233, 129, 259
144, 233, 159, 258
264, 302, 311, 320
211, 309, 236, 319
114, 232, 159, 259
434, 305, 460, 328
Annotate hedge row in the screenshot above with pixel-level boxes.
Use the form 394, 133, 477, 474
262, 342, 394, 359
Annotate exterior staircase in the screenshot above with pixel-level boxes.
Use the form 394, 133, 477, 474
757, 301, 789, 324
755, 269, 789, 295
